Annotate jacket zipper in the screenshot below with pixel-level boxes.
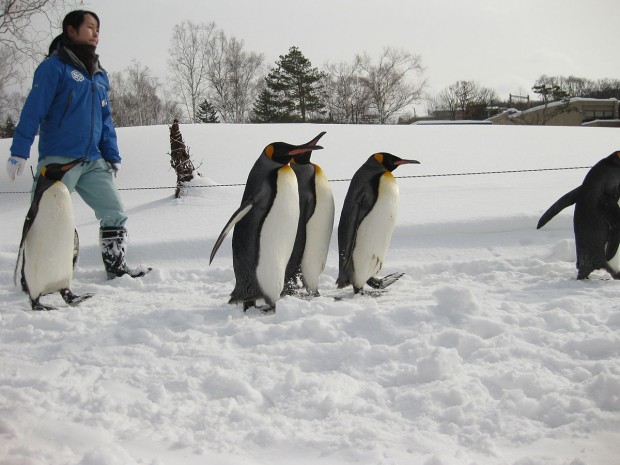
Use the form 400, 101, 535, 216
58, 90, 73, 128
84, 79, 95, 158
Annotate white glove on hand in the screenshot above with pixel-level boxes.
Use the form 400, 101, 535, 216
107, 162, 121, 177
6, 156, 26, 181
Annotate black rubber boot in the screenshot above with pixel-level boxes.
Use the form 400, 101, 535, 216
100, 226, 151, 279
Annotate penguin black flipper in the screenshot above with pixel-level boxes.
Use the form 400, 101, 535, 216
336, 190, 377, 288
209, 199, 254, 264
537, 186, 580, 229
14, 180, 52, 290
606, 228, 620, 261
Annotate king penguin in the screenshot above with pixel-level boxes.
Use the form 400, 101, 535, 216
537, 150, 620, 279
337, 152, 419, 294
283, 131, 335, 297
15, 157, 95, 311
210, 135, 324, 313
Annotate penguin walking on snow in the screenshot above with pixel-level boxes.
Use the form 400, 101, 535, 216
210, 135, 324, 313
537, 150, 620, 280
15, 158, 94, 311
283, 131, 334, 297
337, 152, 419, 294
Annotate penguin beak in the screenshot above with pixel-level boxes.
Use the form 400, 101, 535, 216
395, 159, 420, 165
287, 144, 323, 156
301, 131, 326, 148
289, 131, 326, 156
61, 157, 87, 172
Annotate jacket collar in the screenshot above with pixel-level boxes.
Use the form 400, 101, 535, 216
56, 45, 103, 76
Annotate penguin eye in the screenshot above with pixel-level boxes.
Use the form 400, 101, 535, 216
265, 145, 275, 159
373, 153, 384, 165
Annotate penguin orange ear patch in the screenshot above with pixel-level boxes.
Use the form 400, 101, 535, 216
373, 153, 384, 165
265, 145, 274, 159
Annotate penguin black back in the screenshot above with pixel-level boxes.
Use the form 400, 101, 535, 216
19, 158, 86, 252
537, 150, 620, 279
337, 153, 419, 291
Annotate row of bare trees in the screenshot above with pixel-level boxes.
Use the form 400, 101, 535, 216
167, 22, 425, 125
167, 21, 263, 124
532, 74, 620, 100
4, 3, 620, 129
108, 61, 180, 127
429, 75, 620, 122
428, 81, 498, 120
0, 4, 428, 129
323, 48, 425, 124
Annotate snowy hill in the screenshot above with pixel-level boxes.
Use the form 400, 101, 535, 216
1, 123, 619, 465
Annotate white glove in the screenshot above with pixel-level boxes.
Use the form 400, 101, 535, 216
107, 162, 121, 177
6, 156, 26, 181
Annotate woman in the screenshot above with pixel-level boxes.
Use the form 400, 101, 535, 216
6, 10, 149, 279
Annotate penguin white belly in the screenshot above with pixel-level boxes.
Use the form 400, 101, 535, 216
256, 166, 300, 305
24, 182, 74, 299
352, 173, 399, 289
608, 198, 620, 272
301, 166, 334, 293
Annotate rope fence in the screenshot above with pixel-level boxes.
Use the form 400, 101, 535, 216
0, 165, 591, 195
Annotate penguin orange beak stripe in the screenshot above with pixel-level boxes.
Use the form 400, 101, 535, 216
61, 157, 87, 172
288, 145, 323, 156
395, 159, 420, 165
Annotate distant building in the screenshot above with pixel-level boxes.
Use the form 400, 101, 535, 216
487, 98, 620, 127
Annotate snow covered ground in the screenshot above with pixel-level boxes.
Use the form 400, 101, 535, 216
1, 123, 619, 465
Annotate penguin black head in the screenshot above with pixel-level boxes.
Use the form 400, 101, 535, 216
263, 138, 324, 165
372, 152, 420, 172
291, 131, 327, 166
40, 157, 87, 181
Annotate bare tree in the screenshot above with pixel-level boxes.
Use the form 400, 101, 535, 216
356, 47, 426, 124
323, 60, 370, 123
591, 78, 620, 99
1, 0, 80, 125
1, 0, 79, 61
109, 61, 181, 127
207, 30, 263, 123
168, 21, 216, 123
0, 44, 20, 94
434, 80, 498, 120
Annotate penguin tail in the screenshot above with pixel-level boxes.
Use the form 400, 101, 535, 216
537, 186, 580, 229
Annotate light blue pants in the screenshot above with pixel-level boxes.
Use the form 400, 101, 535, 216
33, 156, 127, 227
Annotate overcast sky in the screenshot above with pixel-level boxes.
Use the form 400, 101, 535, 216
82, 0, 619, 114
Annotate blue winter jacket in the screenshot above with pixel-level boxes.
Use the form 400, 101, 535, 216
10, 47, 121, 163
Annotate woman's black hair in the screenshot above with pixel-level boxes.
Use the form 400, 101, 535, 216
47, 10, 100, 56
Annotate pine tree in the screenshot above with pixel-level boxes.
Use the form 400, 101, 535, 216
252, 88, 291, 123
254, 46, 326, 123
196, 99, 220, 123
